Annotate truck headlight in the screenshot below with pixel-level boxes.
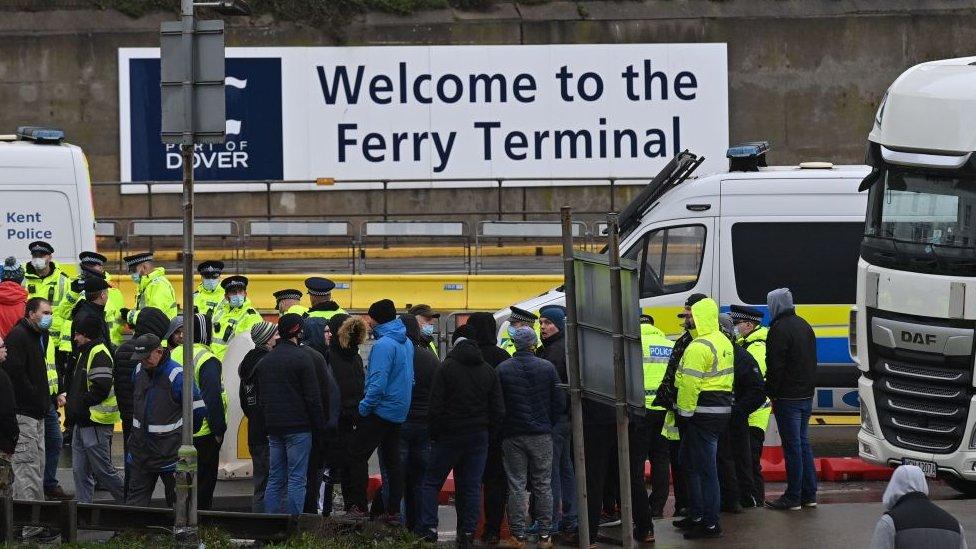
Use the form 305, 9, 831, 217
861, 404, 876, 436
849, 307, 858, 363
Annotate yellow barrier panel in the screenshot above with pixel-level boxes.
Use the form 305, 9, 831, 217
109, 273, 563, 312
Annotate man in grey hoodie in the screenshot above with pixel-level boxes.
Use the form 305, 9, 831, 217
869, 465, 967, 549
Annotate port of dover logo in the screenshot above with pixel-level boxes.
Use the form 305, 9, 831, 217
127, 57, 283, 181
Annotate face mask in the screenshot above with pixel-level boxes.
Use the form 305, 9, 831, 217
38, 314, 53, 331
732, 326, 741, 339
422, 323, 435, 337
507, 325, 519, 338
131, 272, 141, 284
202, 278, 219, 291
229, 294, 245, 308
31, 258, 48, 271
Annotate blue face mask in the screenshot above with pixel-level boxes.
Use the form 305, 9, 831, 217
38, 314, 53, 331
202, 278, 219, 291
422, 323, 435, 337
229, 294, 245, 308
507, 325, 519, 338
130, 272, 141, 284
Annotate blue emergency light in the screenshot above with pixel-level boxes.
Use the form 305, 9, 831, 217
727, 141, 769, 172
16, 126, 65, 144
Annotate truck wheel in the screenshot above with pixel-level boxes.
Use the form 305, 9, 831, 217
944, 476, 976, 497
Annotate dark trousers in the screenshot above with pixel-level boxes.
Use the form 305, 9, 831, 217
774, 399, 817, 504
399, 421, 431, 531
684, 420, 722, 527
481, 436, 508, 538
748, 427, 766, 504
325, 425, 365, 515
718, 416, 754, 508
348, 414, 403, 516
670, 434, 689, 513
304, 442, 325, 514
250, 442, 270, 513
642, 410, 670, 516
583, 423, 616, 545
418, 430, 489, 538
121, 411, 133, 499
627, 416, 654, 539
193, 434, 221, 510
125, 465, 176, 507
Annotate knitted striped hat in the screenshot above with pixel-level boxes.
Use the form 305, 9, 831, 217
251, 321, 277, 347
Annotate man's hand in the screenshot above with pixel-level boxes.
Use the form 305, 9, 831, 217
120, 308, 130, 325
56, 393, 66, 408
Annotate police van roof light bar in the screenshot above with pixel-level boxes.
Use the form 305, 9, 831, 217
727, 141, 770, 172
16, 126, 65, 144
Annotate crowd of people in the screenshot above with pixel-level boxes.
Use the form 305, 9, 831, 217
2, 239, 956, 547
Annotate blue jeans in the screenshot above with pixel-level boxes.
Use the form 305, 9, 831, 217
399, 421, 431, 531
417, 430, 489, 538
683, 421, 721, 526
551, 420, 577, 530
44, 404, 62, 491
774, 399, 817, 504
264, 432, 312, 515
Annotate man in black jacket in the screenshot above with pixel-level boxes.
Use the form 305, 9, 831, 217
715, 314, 765, 514
0, 335, 19, 495
300, 317, 338, 514
258, 314, 326, 515
112, 306, 168, 499
764, 288, 818, 511
240, 321, 278, 512
67, 316, 124, 503
2, 298, 53, 502
417, 336, 503, 547
464, 312, 511, 544
398, 314, 440, 531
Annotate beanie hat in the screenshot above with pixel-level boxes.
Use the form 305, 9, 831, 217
251, 321, 277, 347
368, 299, 397, 325
192, 313, 212, 346
278, 313, 304, 339
512, 325, 538, 351
539, 305, 566, 333
75, 316, 104, 339
718, 313, 735, 339
133, 307, 170, 339
1, 257, 24, 284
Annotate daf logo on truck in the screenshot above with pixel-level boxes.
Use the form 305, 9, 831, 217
900, 330, 937, 346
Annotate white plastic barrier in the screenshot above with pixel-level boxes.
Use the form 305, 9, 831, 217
218, 332, 255, 479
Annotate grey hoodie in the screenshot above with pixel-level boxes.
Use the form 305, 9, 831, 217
869, 465, 967, 549
767, 288, 794, 321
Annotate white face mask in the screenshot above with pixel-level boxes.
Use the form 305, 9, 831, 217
31, 258, 48, 271
202, 278, 219, 291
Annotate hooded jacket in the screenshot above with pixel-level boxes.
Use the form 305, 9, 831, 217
0, 281, 26, 339
239, 345, 270, 446
765, 288, 818, 400
2, 318, 51, 419
537, 329, 569, 420
327, 314, 367, 428
72, 298, 113, 354
465, 312, 512, 368
401, 314, 441, 424
360, 316, 414, 423
0, 367, 19, 454
675, 298, 734, 426
301, 316, 341, 432
497, 350, 564, 437
428, 338, 504, 439
869, 465, 966, 549
113, 307, 170, 417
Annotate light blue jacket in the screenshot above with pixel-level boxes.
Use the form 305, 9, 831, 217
359, 317, 414, 423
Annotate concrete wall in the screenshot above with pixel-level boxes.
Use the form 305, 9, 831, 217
2, 1, 975, 226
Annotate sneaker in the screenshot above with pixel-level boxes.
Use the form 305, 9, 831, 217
673, 506, 691, 518
639, 531, 656, 543
672, 517, 702, 530
45, 485, 73, 501
19, 526, 45, 541
765, 498, 801, 511
343, 506, 367, 521
600, 511, 622, 527
526, 520, 541, 536
537, 535, 555, 549
496, 536, 526, 549
740, 497, 758, 509
456, 532, 475, 548
683, 523, 723, 540
802, 500, 818, 508
418, 529, 438, 543
380, 513, 403, 527
481, 532, 500, 546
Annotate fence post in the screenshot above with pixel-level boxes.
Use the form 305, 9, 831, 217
609, 178, 616, 211
61, 499, 77, 543
265, 180, 273, 252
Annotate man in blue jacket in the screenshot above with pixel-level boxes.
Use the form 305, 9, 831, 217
348, 299, 414, 524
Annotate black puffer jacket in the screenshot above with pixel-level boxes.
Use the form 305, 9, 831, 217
326, 314, 367, 428
497, 350, 563, 437
537, 331, 569, 419
401, 314, 440, 424
428, 339, 504, 439
258, 339, 326, 436
465, 312, 511, 368
766, 309, 818, 400
113, 307, 169, 417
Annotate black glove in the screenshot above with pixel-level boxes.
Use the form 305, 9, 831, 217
119, 308, 130, 324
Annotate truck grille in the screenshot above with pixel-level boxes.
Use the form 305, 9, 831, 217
869, 310, 975, 455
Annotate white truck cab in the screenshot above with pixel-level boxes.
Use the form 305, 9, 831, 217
853, 57, 976, 494
497, 145, 870, 413
0, 127, 96, 268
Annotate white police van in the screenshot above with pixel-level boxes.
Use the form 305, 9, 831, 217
0, 127, 97, 267
496, 144, 870, 413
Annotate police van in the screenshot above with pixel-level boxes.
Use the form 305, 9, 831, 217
0, 127, 97, 268
495, 144, 870, 413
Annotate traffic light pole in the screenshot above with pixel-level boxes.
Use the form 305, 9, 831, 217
174, 0, 199, 546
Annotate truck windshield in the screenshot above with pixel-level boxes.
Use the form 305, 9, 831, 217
863, 168, 976, 275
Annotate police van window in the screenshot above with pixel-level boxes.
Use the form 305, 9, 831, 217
638, 225, 706, 298
731, 222, 863, 304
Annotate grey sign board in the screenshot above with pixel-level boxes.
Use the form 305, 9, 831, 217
160, 19, 226, 144
573, 251, 645, 411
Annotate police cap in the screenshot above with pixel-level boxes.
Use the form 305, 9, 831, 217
304, 277, 336, 296
221, 275, 248, 292
29, 241, 54, 256
274, 288, 303, 303
197, 260, 225, 278
78, 251, 107, 266
509, 306, 538, 324
123, 252, 153, 271
729, 304, 764, 325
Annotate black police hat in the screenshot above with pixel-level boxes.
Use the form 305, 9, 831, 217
123, 252, 153, 270
273, 288, 303, 303
197, 260, 225, 277
304, 277, 336, 296
729, 304, 764, 324
509, 306, 538, 324
29, 241, 54, 256
221, 275, 248, 292
78, 251, 107, 266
